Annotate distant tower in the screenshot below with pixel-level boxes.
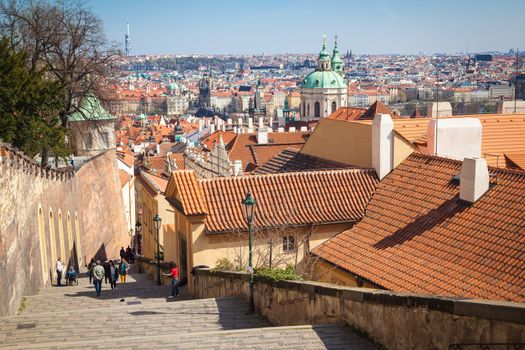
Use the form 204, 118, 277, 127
125, 21, 131, 56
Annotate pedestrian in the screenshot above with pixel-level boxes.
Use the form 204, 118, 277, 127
92, 260, 105, 297
125, 246, 131, 262
66, 266, 77, 286
103, 260, 110, 284
163, 262, 180, 297
109, 260, 118, 290
119, 259, 129, 284
56, 258, 63, 287
87, 258, 95, 284
119, 247, 125, 260
129, 249, 135, 264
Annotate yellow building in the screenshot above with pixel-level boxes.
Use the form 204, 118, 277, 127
135, 171, 175, 268
164, 169, 378, 292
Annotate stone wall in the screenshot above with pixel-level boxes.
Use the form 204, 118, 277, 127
193, 269, 525, 350
0, 145, 129, 316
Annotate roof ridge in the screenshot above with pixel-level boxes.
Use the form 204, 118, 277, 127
198, 168, 376, 184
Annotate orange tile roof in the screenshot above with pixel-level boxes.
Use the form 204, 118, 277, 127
165, 170, 207, 216
201, 131, 237, 150
327, 107, 366, 121
228, 132, 309, 171
356, 114, 525, 168
254, 148, 356, 174
359, 100, 396, 120
168, 153, 185, 170
198, 169, 378, 233
504, 153, 525, 170
119, 169, 131, 188
313, 153, 525, 303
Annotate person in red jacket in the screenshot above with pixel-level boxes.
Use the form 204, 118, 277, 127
163, 262, 180, 297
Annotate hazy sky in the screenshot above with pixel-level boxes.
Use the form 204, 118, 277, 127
89, 0, 525, 55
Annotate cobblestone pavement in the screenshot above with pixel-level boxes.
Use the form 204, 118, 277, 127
0, 270, 379, 349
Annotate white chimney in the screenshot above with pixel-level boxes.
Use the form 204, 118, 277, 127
289, 127, 296, 132
248, 127, 254, 133
300, 126, 307, 132
233, 160, 243, 176
257, 130, 268, 145
427, 118, 482, 160
269, 117, 274, 127
372, 113, 394, 180
227, 118, 232, 126
233, 126, 238, 134
258, 117, 264, 129
156, 144, 161, 154
198, 119, 204, 132
278, 127, 284, 132
427, 102, 452, 118
460, 157, 489, 203
238, 118, 243, 127
248, 118, 253, 128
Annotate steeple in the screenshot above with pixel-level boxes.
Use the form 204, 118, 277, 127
331, 35, 344, 76
317, 35, 331, 71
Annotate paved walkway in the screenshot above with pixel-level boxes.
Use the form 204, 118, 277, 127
0, 270, 379, 349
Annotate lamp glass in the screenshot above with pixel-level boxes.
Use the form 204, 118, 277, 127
153, 214, 162, 231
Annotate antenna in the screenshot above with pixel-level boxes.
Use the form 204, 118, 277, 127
125, 20, 131, 56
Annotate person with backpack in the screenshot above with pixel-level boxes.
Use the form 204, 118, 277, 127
119, 259, 129, 283
92, 260, 105, 297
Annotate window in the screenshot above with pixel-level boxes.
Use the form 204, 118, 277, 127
283, 236, 295, 252
331, 101, 337, 113
307, 104, 310, 116
83, 133, 93, 149
101, 132, 109, 148
314, 102, 320, 118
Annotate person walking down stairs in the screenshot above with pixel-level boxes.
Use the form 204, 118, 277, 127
92, 260, 105, 297
56, 258, 63, 287
119, 259, 129, 284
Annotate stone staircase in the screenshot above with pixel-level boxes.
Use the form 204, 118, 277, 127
0, 271, 379, 349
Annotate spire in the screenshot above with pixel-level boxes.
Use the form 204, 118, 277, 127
331, 34, 344, 76
319, 34, 329, 60
317, 34, 330, 71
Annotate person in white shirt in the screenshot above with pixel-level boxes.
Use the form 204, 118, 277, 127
56, 258, 63, 287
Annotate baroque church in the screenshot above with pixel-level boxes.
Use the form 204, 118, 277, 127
301, 36, 347, 120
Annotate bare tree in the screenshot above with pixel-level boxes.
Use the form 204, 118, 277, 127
0, 0, 119, 163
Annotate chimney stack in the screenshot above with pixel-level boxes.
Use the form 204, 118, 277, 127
460, 157, 489, 203
427, 118, 482, 160
233, 160, 243, 176
372, 113, 394, 180
257, 130, 268, 145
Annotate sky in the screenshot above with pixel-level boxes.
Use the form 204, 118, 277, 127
88, 0, 525, 56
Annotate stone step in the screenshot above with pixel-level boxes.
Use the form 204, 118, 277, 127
1, 324, 379, 350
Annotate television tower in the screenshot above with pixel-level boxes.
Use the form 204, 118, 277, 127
125, 21, 131, 56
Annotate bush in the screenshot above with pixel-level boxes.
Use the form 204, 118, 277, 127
213, 257, 235, 271
255, 265, 302, 283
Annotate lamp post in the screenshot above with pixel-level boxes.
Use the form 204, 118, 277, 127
135, 220, 142, 255
153, 214, 162, 286
241, 191, 256, 313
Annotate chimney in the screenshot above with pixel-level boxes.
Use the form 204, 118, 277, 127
277, 127, 284, 132
238, 117, 243, 127
198, 119, 204, 132
427, 118, 482, 160
227, 118, 232, 126
233, 160, 243, 176
460, 157, 489, 203
372, 113, 394, 180
289, 127, 296, 132
248, 118, 253, 129
300, 126, 307, 132
257, 130, 268, 145
233, 126, 238, 134
258, 117, 264, 129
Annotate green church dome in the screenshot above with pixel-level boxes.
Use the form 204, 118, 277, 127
303, 70, 347, 89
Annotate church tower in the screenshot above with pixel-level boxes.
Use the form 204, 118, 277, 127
331, 35, 344, 76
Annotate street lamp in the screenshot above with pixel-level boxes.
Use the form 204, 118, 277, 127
153, 214, 162, 286
135, 220, 142, 255
241, 191, 256, 313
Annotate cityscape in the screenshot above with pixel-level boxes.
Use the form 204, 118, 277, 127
0, 1, 524, 349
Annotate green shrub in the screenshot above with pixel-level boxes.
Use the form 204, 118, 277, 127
213, 257, 235, 271
255, 265, 302, 283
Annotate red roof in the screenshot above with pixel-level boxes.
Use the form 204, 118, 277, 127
166, 169, 378, 234
314, 153, 525, 303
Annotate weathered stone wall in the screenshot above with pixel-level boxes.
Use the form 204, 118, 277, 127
194, 269, 525, 350
0, 146, 128, 316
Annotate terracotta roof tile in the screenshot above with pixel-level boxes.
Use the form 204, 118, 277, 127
199, 169, 378, 233
165, 170, 207, 216
255, 149, 357, 174
313, 153, 525, 303
327, 107, 367, 121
